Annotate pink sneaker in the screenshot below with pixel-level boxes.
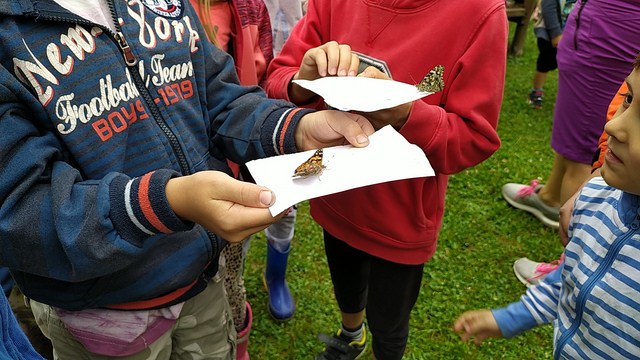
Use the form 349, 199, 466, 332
513, 255, 564, 286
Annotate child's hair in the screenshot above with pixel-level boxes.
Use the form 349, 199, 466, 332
197, 0, 227, 48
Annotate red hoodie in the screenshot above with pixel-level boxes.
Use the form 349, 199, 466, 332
265, 0, 507, 264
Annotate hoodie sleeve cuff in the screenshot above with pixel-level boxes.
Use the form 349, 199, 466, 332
261, 107, 316, 157
109, 169, 193, 246
492, 301, 539, 339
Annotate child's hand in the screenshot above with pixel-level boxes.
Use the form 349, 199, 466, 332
295, 110, 374, 150
355, 66, 413, 130
289, 41, 359, 104
166, 171, 285, 242
453, 309, 503, 345
559, 188, 577, 246
297, 40, 360, 79
552, 34, 562, 48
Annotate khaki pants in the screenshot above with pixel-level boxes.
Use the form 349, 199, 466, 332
30, 276, 236, 360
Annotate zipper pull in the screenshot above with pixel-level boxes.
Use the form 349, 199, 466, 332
633, 211, 640, 230
114, 32, 137, 66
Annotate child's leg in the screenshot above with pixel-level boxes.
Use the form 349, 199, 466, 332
559, 157, 591, 203
535, 37, 558, 86
221, 241, 248, 331
323, 230, 367, 331
171, 276, 235, 359
537, 152, 591, 206
537, 152, 566, 208
221, 239, 252, 359
533, 71, 548, 90
366, 256, 423, 360
264, 206, 297, 252
529, 37, 558, 108
316, 230, 368, 359
324, 230, 370, 320
264, 206, 297, 320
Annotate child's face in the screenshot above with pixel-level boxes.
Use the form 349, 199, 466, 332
601, 68, 640, 195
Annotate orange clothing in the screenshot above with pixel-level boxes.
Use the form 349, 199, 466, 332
592, 82, 627, 171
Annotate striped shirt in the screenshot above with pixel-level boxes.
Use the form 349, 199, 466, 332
493, 177, 640, 359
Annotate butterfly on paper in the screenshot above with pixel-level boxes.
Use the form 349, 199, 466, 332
416, 65, 445, 93
293, 148, 326, 179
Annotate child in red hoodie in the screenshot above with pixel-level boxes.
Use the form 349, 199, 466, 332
265, 0, 508, 358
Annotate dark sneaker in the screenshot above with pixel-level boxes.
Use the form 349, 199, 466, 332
502, 180, 559, 228
316, 327, 367, 360
528, 89, 543, 109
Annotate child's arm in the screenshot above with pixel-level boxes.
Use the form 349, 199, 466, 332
541, 0, 563, 46
453, 309, 503, 345
455, 264, 564, 344
399, 6, 506, 175
166, 108, 373, 241
494, 264, 563, 336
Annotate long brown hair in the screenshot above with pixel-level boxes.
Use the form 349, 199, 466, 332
197, 0, 227, 48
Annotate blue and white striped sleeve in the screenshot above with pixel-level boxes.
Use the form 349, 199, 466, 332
493, 264, 563, 338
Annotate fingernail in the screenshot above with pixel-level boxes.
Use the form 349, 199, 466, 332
260, 190, 274, 206
357, 134, 368, 144
338, 70, 347, 76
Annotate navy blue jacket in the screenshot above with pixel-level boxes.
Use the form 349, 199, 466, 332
0, 0, 310, 310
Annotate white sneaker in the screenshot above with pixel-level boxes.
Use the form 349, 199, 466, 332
513, 256, 563, 287
502, 180, 559, 229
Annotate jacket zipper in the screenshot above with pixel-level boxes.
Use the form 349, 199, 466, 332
33, 4, 221, 258
36, 2, 192, 176
105, 1, 191, 176
104, 1, 219, 259
107, 0, 222, 262
572, 0, 589, 50
553, 216, 638, 359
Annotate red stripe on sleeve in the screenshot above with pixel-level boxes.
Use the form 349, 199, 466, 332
138, 173, 172, 234
278, 108, 303, 154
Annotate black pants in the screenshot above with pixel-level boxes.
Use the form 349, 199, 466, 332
536, 37, 558, 73
324, 230, 424, 360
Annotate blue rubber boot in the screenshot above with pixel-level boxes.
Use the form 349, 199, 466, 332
264, 241, 296, 320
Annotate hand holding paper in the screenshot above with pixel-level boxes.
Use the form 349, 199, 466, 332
246, 126, 435, 215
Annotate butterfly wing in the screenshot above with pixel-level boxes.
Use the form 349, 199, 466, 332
416, 65, 445, 93
293, 149, 326, 178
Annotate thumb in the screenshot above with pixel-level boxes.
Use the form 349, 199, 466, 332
208, 172, 276, 208
358, 66, 389, 80
333, 112, 374, 147
237, 182, 276, 208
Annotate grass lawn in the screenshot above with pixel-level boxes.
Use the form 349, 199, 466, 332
243, 23, 563, 359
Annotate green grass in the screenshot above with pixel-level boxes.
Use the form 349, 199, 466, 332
244, 25, 563, 359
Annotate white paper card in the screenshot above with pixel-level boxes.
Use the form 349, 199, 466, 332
246, 126, 435, 215
292, 76, 432, 112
